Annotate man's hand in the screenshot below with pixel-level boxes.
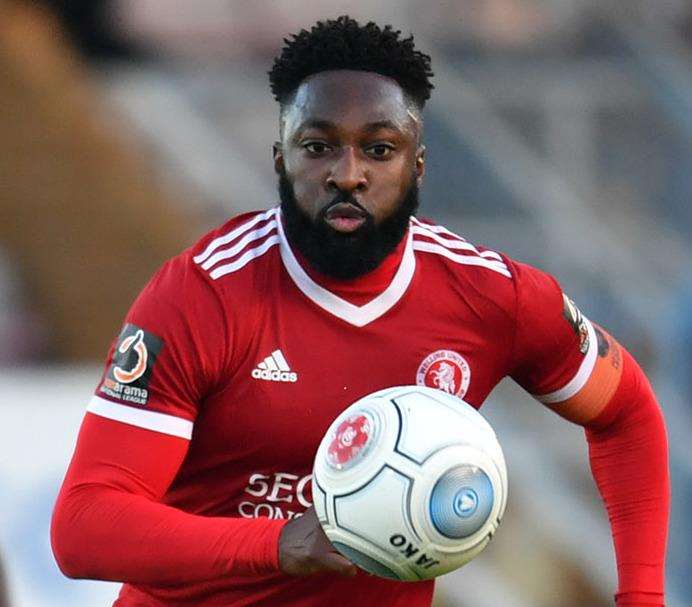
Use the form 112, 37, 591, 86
278, 507, 357, 577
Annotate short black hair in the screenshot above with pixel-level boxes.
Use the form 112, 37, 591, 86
269, 16, 434, 110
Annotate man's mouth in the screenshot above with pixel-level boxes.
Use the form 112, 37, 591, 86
324, 202, 367, 233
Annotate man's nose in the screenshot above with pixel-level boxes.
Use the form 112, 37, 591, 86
326, 147, 368, 193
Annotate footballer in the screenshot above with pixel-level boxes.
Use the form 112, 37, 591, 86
51, 16, 669, 607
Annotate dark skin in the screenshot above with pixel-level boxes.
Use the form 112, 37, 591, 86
274, 70, 425, 232
273, 70, 425, 577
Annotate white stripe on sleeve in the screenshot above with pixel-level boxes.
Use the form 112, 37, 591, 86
534, 318, 598, 404
87, 395, 194, 439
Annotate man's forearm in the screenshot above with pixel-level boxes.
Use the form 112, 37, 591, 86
51, 414, 286, 584
52, 484, 284, 583
586, 349, 669, 606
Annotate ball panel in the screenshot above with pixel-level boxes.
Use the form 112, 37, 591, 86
410, 444, 506, 553
312, 478, 328, 524
313, 401, 400, 496
429, 465, 494, 539
391, 389, 494, 464
333, 465, 414, 552
326, 410, 378, 471
330, 542, 401, 580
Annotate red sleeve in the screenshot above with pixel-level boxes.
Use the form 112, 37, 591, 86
51, 413, 286, 583
507, 259, 597, 400
505, 259, 668, 604
90, 254, 230, 432
586, 348, 669, 606
52, 253, 288, 583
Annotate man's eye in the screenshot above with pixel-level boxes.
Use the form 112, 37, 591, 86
304, 142, 330, 154
367, 144, 394, 158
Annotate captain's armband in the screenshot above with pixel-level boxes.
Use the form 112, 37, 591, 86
543, 324, 623, 425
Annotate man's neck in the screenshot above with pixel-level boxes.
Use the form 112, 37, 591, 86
290, 231, 409, 306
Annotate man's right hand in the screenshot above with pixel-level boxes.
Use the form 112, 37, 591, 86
278, 507, 358, 577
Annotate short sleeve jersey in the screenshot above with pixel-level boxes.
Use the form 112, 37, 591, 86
90, 208, 597, 607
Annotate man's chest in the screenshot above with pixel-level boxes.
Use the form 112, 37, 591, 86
194, 283, 511, 473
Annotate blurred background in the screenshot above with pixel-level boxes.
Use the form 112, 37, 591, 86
1, 0, 690, 605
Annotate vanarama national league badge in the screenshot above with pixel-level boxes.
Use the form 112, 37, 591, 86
100, 323, 163, 406
416, 350, 471, 398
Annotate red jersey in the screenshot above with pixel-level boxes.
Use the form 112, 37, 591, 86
83, 207, 599, 606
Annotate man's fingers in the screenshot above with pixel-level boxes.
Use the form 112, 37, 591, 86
279, 507, 359, 577
319, 552, 358, 577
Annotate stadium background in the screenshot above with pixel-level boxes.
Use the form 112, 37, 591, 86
1, 1, 690, 605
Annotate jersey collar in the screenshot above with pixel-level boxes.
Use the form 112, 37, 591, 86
277, 207, 416, 327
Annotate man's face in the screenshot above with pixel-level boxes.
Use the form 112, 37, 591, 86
274, 70, 425, 279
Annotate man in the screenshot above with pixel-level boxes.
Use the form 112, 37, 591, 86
51, 16, 669, 607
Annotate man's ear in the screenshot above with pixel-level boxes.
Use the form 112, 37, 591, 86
273, 142, 284, 175
415, 145, 426, 187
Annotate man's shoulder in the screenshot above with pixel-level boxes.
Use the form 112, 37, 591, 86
184, 207, 280, 282
411, 216, 516, 284
144, 208, 278, 304
411, 217, 568, 330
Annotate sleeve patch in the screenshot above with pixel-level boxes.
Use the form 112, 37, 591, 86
540, 326, 624, 424
562, 294, 590, 354
100, 324, 163, 406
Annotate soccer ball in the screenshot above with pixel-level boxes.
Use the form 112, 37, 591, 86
312, 385, 507, 581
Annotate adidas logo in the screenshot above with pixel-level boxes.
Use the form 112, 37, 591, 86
251, 349, 298, 383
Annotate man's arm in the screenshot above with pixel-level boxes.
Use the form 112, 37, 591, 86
51, 414, 286, 583
52, 413, 357, 583
539, 326, 669, 606
505, 258, 669, 605
51, 250, 355, 584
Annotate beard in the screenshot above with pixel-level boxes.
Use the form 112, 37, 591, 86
279, 170, 419, 280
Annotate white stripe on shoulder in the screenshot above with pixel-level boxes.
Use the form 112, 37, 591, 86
534, 318, 598, 403
209, 234, 280, 279
410, 224, 503, 261
200, 220, 277, 270
411, 216, 464, 238
193, 208, 278, 265
411, 216, 490, 246
413, 240, 511, 278
87, 395, 193, 439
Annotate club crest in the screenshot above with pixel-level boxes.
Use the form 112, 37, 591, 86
416, 350, 471, 398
